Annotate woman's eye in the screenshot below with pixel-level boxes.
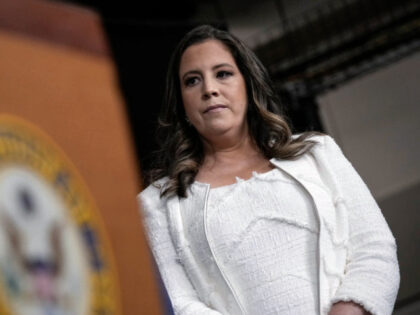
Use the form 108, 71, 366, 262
217, 70, 233, 79
184, 77, 199, 86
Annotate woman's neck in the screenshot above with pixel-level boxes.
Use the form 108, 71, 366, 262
194, 123, 273, 187
196, 133, 272, 187
201, 129, 259, 166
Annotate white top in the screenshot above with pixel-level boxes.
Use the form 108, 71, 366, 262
139, 135, 400, 315
180, 167, 320, 314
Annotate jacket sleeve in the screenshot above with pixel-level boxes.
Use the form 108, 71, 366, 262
138, 187, 223, 315
320, 135, 400, 315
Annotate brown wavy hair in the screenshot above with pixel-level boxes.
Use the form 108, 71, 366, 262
148, 24, 321, 198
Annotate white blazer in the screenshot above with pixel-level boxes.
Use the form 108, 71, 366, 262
138, 135, 400, 315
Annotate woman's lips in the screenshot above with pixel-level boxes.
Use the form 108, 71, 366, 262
204, 105, 227, 113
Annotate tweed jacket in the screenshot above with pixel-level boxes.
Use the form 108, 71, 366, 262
138, 135, 400, 315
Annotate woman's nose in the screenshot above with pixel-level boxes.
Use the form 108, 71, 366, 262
202, 79, 219, 100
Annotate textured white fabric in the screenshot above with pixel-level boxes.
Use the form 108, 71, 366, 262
138, 135, 400, 315
181, 168, 320, 314
180, 183, 239, 314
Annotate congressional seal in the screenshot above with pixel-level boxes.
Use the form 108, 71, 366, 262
0, 114, 120, 315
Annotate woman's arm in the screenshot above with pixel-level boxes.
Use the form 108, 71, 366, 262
138, 189, 223, 315
320, 135, 400, 315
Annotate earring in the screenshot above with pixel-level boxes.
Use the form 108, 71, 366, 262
185, 116, 192, 125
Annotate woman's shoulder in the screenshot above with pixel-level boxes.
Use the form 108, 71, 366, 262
289, 133, 345, 164
292, 132, 330, 143
292, 133, 338, 151
137, 177, 169, 206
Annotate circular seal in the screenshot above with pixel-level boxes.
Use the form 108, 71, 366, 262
0, 115, 120, 315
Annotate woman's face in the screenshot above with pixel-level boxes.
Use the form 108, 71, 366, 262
179, 39, 248, 141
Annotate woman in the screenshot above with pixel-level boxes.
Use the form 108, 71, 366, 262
138, 25, 399, 315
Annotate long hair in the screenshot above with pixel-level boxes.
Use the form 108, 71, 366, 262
148, 24, 320, 198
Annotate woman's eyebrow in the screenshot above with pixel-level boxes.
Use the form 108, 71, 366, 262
181, 63, 235, 81
212, 63, 234, 70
